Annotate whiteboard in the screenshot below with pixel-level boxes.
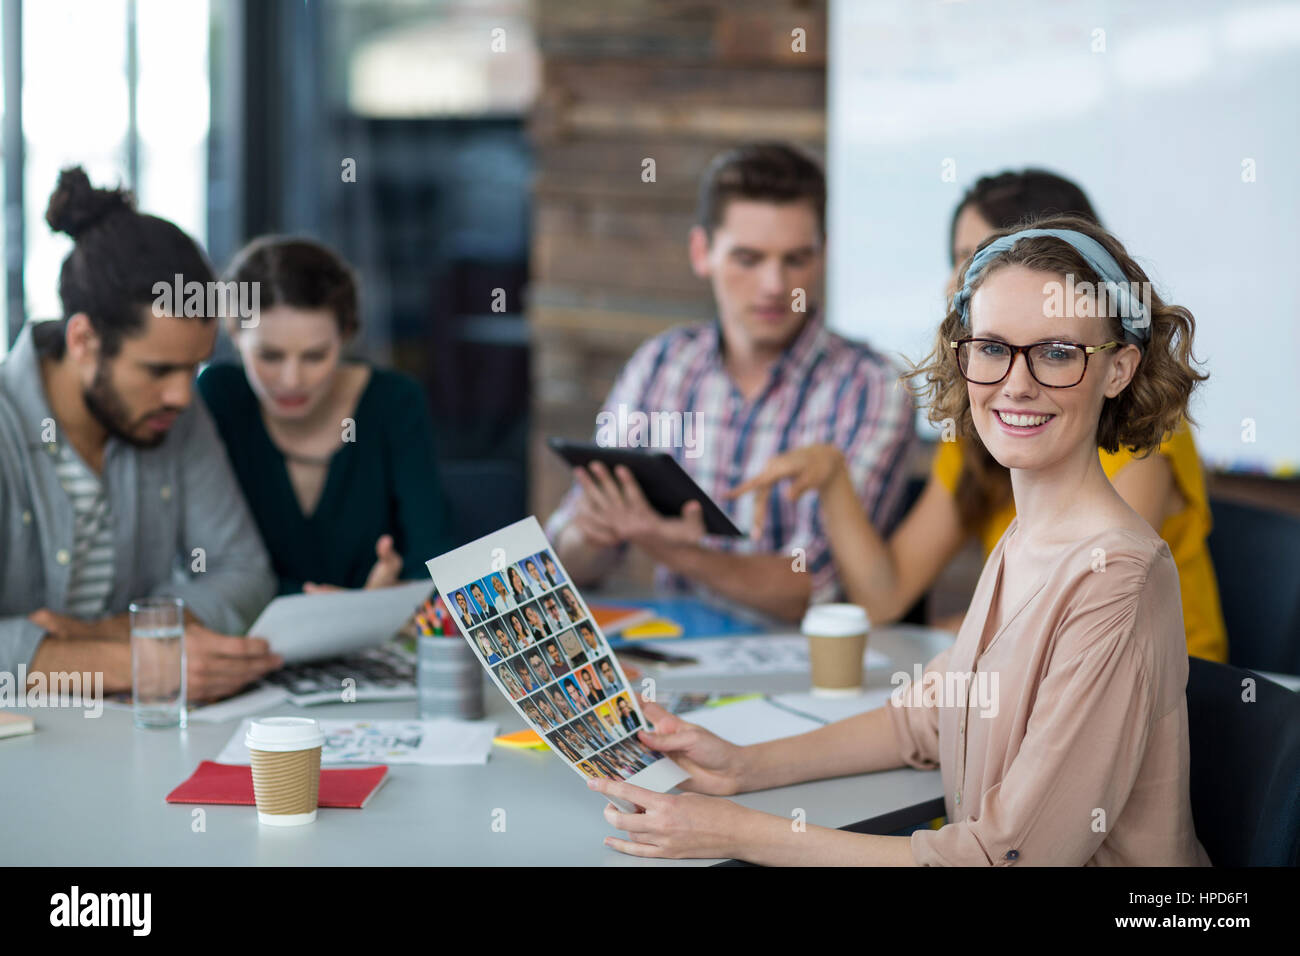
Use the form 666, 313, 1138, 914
827, 0, 1300, 474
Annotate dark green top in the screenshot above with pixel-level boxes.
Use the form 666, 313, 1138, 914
196, 362, 452, 595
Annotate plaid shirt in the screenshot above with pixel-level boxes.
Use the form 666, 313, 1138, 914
546, 311, 918, 605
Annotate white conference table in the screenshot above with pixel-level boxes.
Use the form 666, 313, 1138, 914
1, 625, 953, 867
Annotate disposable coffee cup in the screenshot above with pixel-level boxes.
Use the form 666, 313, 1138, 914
245, 717, 325, 827
802, 604, 870, 698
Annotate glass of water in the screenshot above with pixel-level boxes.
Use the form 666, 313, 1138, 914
130, 597, 186, 729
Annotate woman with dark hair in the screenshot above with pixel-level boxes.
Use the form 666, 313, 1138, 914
948, 169, 1098, 278
196, 236, 452, 594
506, 565, 533, 603
507, 611, 532, 648
591, 216, 1210, 866
731, 169, 1226, 663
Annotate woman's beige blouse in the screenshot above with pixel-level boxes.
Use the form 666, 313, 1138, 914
887, 518, 1211, 866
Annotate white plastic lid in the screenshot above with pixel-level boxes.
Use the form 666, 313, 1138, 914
245, 717, 325, 752
801, 603, 870, 637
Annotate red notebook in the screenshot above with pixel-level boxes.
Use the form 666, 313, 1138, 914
167, 760, 388, 809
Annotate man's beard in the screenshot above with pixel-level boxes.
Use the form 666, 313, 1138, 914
82, 359, 168, 449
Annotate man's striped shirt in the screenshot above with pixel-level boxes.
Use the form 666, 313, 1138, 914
53, 442, 115, 617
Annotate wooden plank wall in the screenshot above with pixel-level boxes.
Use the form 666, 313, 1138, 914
527, 0, 828, 534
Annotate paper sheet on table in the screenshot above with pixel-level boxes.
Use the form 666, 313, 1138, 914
678, 687, 897, 746
770, 687, 898, 723
247, 580, 433, 663
678, 697, 824, 746
216, 717, 498, 766
630, 634, 889, 677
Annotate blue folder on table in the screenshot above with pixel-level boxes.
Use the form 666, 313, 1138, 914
601, 596, 772, 645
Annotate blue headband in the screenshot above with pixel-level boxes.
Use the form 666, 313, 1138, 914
950, 227, 1150, 344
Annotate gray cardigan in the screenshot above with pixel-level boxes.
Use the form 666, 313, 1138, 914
0, 323, 275, 672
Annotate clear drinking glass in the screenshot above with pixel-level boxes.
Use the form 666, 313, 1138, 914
130, 597, 187, 729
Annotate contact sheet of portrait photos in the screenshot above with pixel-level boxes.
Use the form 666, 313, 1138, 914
426, 518, 689, 809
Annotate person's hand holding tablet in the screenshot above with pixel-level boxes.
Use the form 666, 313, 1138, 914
548, 442, 824, 621
571, 461, 707, 555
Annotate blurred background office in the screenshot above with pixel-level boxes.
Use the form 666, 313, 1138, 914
1, 0, 1295, 666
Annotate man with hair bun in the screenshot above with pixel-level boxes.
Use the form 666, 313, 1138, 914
0, 167, 279, 702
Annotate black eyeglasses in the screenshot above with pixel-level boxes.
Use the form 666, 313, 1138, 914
949, 338, 1121, 388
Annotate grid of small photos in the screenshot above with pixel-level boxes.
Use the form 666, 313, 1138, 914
444, 548, 666, 781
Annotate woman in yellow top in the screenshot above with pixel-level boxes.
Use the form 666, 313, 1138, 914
732, 170, 1226, 662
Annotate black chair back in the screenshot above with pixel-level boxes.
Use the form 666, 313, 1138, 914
1207, 497, 1300, 674
1186, 657, 1300, 866
897, 475, 929, 626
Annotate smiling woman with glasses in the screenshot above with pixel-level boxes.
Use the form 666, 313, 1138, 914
728, 175, 1226, 666
584, 214, 1211, 868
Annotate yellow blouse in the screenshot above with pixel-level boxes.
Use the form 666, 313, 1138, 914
930, 425, 1227, 662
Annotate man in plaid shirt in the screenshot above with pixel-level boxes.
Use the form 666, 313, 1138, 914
547, 144, 917, 622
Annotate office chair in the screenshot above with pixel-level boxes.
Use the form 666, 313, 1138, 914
1186, 656, 1300, 866
1206, 497, 1300, 675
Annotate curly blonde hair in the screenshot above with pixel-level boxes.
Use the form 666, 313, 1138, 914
908, 215, 1207, 523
